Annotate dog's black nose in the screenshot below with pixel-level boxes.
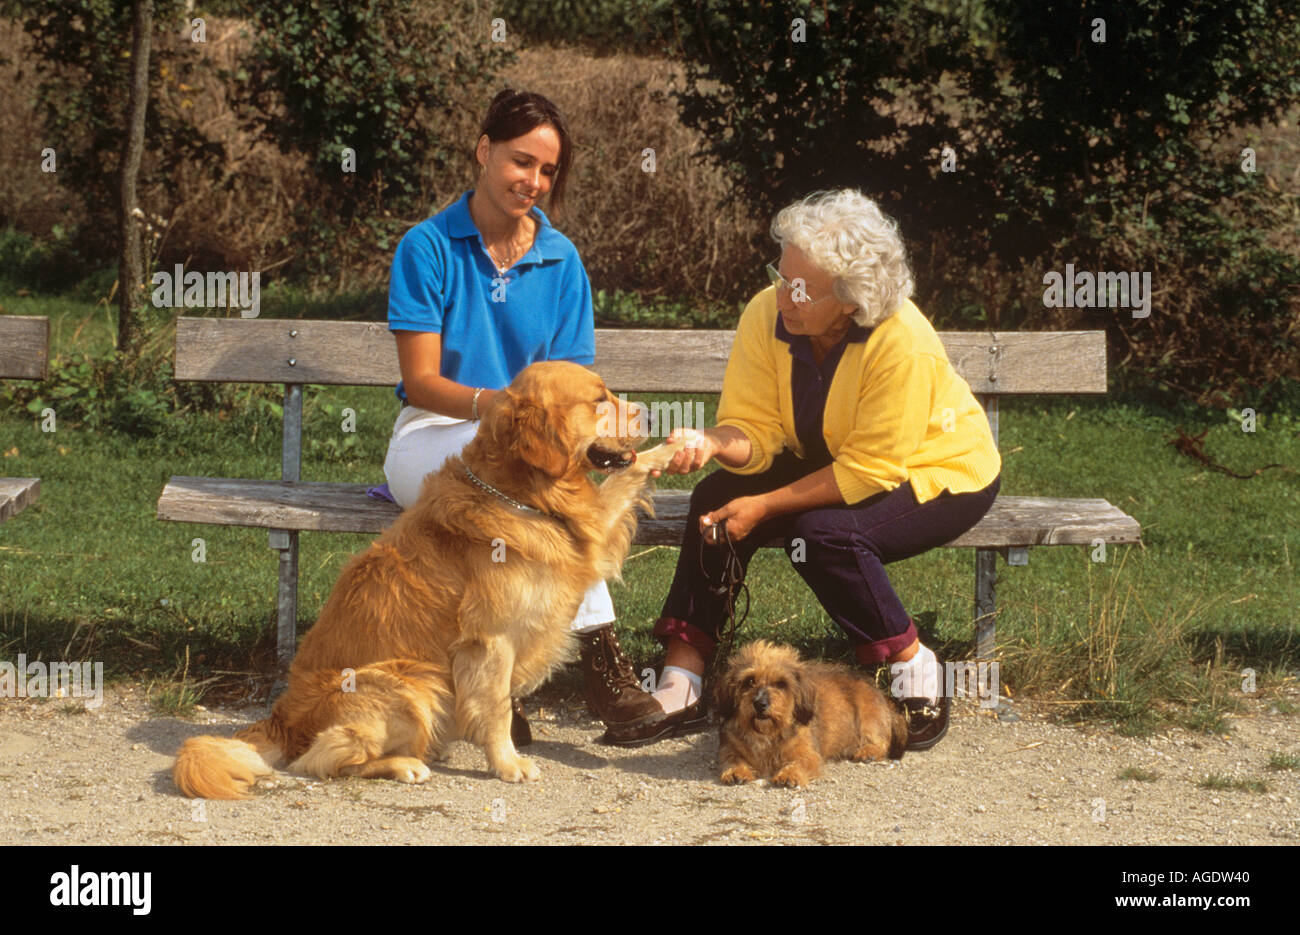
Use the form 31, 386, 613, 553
753, 689, 770, 713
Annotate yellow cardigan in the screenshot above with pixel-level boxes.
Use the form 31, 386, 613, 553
716, 287, 1001, 504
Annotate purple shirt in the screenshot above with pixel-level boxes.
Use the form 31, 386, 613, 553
775, 315, 872, 470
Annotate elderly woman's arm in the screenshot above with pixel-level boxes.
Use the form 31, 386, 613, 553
699, 463, 844, 541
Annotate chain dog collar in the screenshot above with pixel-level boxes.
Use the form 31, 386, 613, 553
463, 466, 556, 519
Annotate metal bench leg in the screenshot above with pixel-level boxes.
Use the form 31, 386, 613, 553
270, 381, 304, 698
270, 529, 298, 675
975, 547, 996, 660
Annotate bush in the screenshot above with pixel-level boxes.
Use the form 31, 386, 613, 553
499, 47, 767, 303
6, 0, 230, 270
494, 0, 676, 54
233, 0, 508, 280
667, 0, 1300, 404
4, 351, 172, 437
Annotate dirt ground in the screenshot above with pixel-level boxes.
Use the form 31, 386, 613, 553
1, 679, 1297, 847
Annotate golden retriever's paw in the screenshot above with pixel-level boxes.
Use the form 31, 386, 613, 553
771, 765, 810, 789
720, 763, 757, 785
635, 438, 688, 473
494, 755, 541, 783
393, 761, 433, 784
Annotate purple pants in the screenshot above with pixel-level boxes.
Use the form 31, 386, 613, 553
654, 452, 1000, 663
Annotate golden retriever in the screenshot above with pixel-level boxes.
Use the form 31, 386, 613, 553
173, 361, 680, 798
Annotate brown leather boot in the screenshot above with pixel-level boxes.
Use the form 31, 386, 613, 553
577, 625, 666, 731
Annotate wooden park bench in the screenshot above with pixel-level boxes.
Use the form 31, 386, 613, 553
0, 316, 48, 524
157, 317, 1142, 669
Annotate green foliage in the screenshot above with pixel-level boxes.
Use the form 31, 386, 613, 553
494, 0, 676, 54
3, 350, 172, 437
667, 0, 1300, 405
670, 1, 971, 227
254, 281, 387, 322
960, 0, 1300, 404
1268, 752, 1300, 771
6, 0, 226, 266
0, 227, 102, 294
593, 288, 741, 329
1196, 774, 1269, 793
234, 0, 506, 218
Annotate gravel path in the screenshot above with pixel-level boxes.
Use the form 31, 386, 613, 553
2, 681, 1297, 846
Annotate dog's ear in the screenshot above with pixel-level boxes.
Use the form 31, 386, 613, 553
500, 394, 571, 478
793, 670, 816, 725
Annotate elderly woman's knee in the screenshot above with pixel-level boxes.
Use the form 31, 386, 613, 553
785, 510, 856, 556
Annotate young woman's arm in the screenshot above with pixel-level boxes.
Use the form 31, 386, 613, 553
394, 331, 498, 420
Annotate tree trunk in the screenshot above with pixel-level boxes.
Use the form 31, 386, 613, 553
116, 0, 153, 357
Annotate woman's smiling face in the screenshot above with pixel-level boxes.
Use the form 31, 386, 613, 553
773, 245, 856, 341
475, 124, 562, 220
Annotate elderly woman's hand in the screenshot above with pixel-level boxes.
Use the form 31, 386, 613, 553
651, 428, 717, 477
701, 496, 768, 543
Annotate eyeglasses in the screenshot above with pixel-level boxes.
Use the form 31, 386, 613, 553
766, 262, 837, 306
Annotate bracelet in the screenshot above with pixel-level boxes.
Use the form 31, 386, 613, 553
471, 387, 485, 421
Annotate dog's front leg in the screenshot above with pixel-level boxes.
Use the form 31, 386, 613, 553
595, 440, 686, 523
452, 637, 539, 783
718, 732, 760, 785
771, 730, 821, 788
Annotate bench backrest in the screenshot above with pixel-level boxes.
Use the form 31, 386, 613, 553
173, 318, 1107, 395
173, 316, 1107, 481
0, 316, 50, 380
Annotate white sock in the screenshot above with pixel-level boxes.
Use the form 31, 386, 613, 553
891, 644, 940, 703
652, 665, 702, 714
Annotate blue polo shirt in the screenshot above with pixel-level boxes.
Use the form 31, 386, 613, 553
388, 191, 595, 399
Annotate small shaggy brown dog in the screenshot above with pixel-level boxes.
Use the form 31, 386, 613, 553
173, 361, 682, 798
714, 640, 908, 788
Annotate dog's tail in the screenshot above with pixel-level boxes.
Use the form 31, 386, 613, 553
173, 719, 283, 800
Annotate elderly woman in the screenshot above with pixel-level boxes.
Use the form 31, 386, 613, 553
605, 189, 1002, 749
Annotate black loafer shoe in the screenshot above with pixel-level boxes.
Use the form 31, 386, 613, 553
598, 699, 708, 747
902, 693, 950, 751
511, 699, 532, 747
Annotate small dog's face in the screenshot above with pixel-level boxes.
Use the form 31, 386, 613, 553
715, 640, 814, 735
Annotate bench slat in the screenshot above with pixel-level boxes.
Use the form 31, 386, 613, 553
0, 478, 41, 524
0, 316, 50, 380
157, 476, 1140, 548
597, 329, 1108, 394
174, 318, 399, 385
173, 318, 1106, 395
634, 491, 1140, 547
158, 476, 401, 533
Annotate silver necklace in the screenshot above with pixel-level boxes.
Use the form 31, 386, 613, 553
486, 218, 534, 273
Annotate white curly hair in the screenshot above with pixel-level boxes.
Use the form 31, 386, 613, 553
770, 189, 914, 328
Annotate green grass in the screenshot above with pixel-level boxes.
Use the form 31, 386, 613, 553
1196, 774, 1270, 793
1267, 752, 1300, 771
2, 294, 1298, 737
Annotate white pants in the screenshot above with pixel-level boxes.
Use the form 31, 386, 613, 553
383, 405, 616, 632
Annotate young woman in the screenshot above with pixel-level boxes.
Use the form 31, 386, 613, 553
382, 89, 662, 739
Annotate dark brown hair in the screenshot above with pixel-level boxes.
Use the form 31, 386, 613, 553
479, 89, 573, 214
